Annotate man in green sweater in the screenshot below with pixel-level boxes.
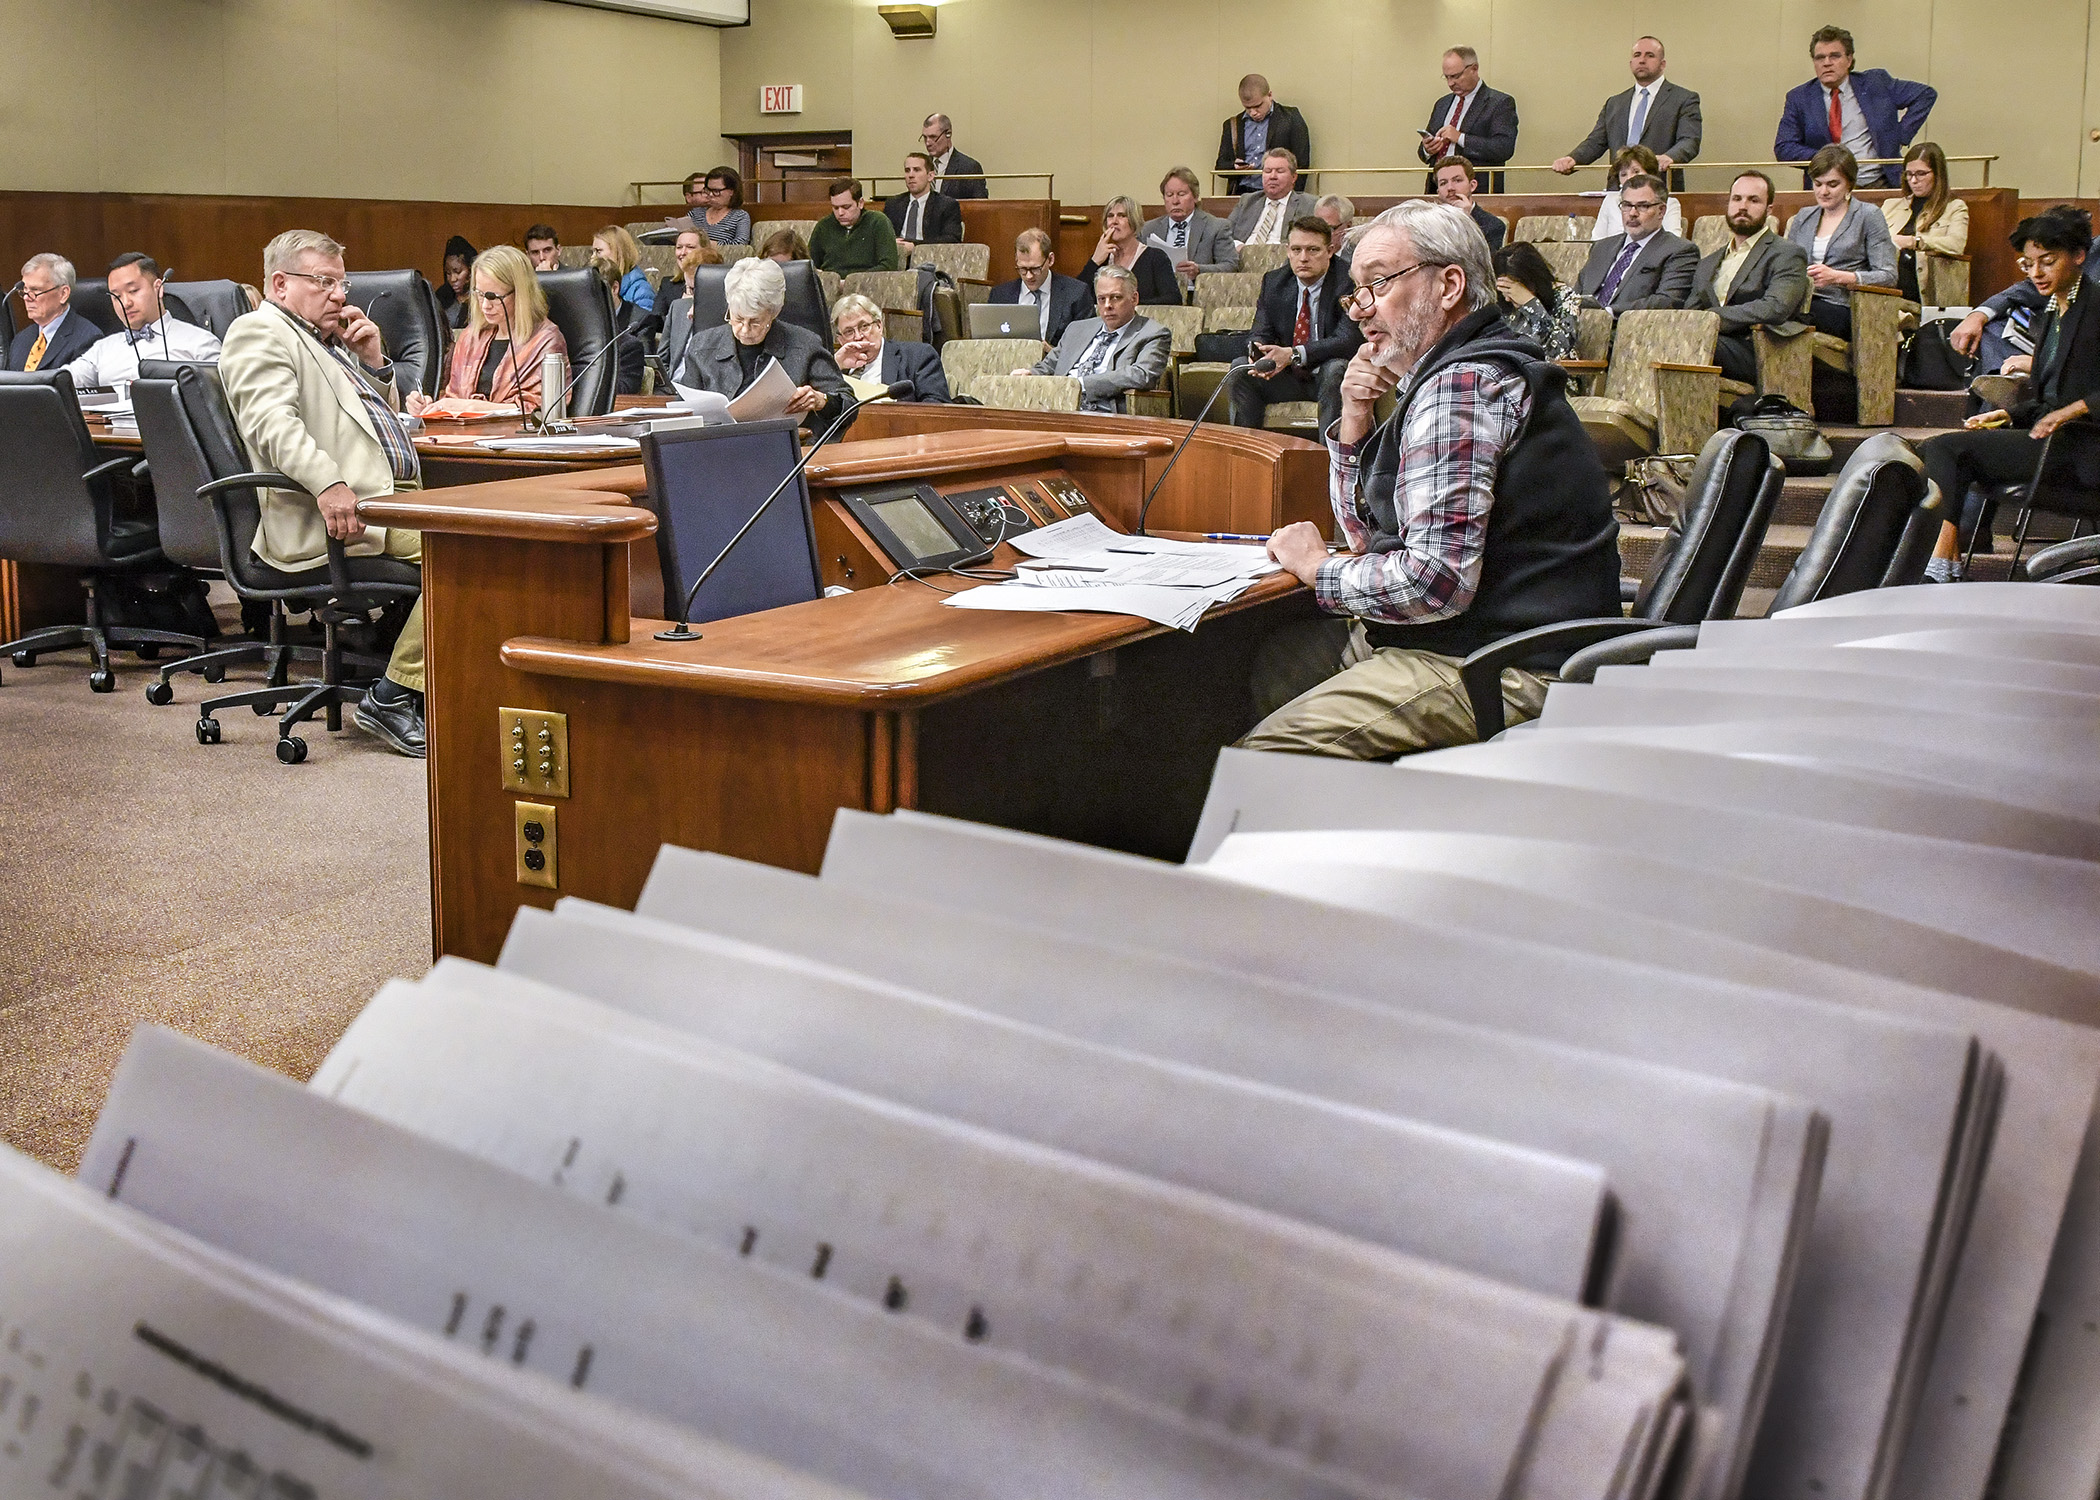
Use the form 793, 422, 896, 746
809, 179, 901, 275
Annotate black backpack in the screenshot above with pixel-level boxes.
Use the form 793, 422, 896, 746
1901, 320, 1979, 391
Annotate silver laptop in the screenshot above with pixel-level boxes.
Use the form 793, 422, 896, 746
969, 302, 1041, 340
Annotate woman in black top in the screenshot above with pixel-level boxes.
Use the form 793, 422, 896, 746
434, 235, 478, 332
1084, 196, 1180, 306
1918, 206, 2098, 572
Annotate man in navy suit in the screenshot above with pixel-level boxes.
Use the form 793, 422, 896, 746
1774, 26, 1934, 188
884, 153, 965, 258
1231, 217, 1362, 437
1419, 46, 1518, 193
6, 254, 98, 373
832, 294, 949, 402
988, 229, 1093, 347
922, 114, 987, 201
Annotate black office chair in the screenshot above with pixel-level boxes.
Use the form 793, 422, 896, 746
166, 364, 420, 762
65, 278, 125, 338
687, 262, 832, 345
1965, 424, 2100, 578
346, 271, 446, 398
1458, 429, 1783, 739
537, 268, 619, 416
1, 292, 15, 351
1555, 431, 1945, 683
0, 370, 208, 691
2024, 534, 2100, 584
162, 280, 251, 340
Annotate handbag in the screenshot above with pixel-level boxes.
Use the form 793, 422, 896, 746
1193, 330, 1251, 364
1728, 393, 1832, 476
1901, 320, 1979, 391
1616, 455, 1694, 526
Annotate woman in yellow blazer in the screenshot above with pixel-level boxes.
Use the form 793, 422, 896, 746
1882, 143, 1969, 304
410, 245, 568, 413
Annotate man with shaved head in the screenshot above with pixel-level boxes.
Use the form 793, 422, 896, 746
1553, 36, 1702, 190
1218, 73, 1312, 194
1241, 201, 1619, 758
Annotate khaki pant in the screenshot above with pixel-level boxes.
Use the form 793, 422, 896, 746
1239, 617, 1549, 759
382, 528, 424, 693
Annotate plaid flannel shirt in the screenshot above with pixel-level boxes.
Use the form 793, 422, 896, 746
1315, 359, 1530, 624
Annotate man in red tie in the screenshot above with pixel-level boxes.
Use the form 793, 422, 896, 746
1774, 26, 1935, 188
1233, 217, 1364, 438
1418, 47, 1519, 193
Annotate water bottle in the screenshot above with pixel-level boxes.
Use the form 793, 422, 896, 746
540, 349, 569, 422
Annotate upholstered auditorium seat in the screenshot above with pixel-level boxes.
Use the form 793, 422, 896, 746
966, 373, 1080, 411
1567, 308, 1722, 466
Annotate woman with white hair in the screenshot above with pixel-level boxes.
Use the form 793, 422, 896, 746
830, 292, 949, 402
676, 257, 850, 429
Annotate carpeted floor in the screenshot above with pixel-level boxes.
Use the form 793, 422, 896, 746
0, 622, 430, 1172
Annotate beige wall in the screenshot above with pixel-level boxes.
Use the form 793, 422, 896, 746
720, 0, 2100, 202
0, 0, 728, 206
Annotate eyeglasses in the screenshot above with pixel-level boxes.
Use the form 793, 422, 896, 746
20, 284, 64, 303
836, 320, 882, 340
2021, 252, 2075, 274
475, 289, 513, 303
919, 132, 948, 145
1619, 197, 1664, 215
281, 269, 352, 296
1341, 262, 1437, 310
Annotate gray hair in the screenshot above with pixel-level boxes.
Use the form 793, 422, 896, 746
725, 255, 787, 320
1444, 45, 1478, 66
830, 292, 884, 329
1314, 194, 1355, 224
22, 252, 75, 289
263, 229, 345, 278
1363, 201, 1496, 313
922, 112, 952, 133
1102, 196, 1141, 231
1093, 264, 1139, 294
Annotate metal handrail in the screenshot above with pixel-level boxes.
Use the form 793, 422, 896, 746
1213, 153, 2001, 189
631, 171, 1057, 207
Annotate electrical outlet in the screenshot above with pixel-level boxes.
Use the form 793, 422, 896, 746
515, 801, 557, 889
500, 708, 569, 798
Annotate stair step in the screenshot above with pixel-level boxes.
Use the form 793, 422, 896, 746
1775, 475, 1834, 527
1620, 520, 2035, 594
1820, 425, 1951, 463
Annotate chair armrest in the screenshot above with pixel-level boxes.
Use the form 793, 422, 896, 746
198, 470, 310, 499
1650, 361, 1722, 374
1620, 577, 1640, 604
1921, 250, 1972, 262
1651, 365, 1721, 458
83, 455, 138, 484
1558, 359, 1608, 372
2023, 533, 2100, 583
1559, 621, 1702, 682
131, 459, 151, 479
1459, 617, 1660, 740
1850, 284, 1906, 298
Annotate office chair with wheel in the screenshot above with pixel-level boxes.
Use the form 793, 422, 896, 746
167, 364, 419, 763
1963, 423, 2100, 579
0, 370, 210, 692
162, 280, 253, 340
1554, 431, 1944, 683
684, 263, 832, 344
1457, 429, 1783, 739
2024, 534, 2100, 584
537, 269, 619, 416
346, 271, 446, 398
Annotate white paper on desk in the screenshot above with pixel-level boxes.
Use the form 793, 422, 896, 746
945, 581, 1213, 629
80, 1027, 1377, 1500
473, 435, 642, 453
727, 357, 796, 422
670, 381, 733, 422
0, 1144, 813, 1500
1010, 512, 1123, 558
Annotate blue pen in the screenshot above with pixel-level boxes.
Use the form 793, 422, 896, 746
1203, 532, 1271, 542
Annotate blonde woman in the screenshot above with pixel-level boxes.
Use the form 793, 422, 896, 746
1881, 142, 1968, 303
410, 244, 568, 412
1084, 196, 1180, 304
592, 225, 652, 311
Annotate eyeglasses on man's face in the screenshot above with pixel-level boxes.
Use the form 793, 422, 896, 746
283, 269, 352, 297
1619, 197, 1664, 216
836, 318, 881, 341
21, 283, 65, 303
1342, 262, 1435, 310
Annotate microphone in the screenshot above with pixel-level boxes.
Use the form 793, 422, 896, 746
1134, 359, 1254, 536
548, 325, 653, 430
1248, 352, 1284, 374
654, 383, 905, 643
491, 294, 547, 435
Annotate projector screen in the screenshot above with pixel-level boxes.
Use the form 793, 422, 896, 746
550, 0, 749, 25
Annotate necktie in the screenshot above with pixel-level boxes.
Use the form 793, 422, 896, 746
1828, 86, 1843, 144
1294, 286, 1313, 348
1599, 237, 1642, 304
906, 197, 921, 240
23, 331, 46, 372
1073, 328, 1115, 377
1254, 199, 1280, 244
1449, 91, 1466, 136
1173, 219, 1188, 249
1627, 86, 1651, 146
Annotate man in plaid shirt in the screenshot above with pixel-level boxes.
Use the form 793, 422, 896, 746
1241, 200, 1620, 757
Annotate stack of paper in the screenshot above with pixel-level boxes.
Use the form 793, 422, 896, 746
945, 513, 1280, 629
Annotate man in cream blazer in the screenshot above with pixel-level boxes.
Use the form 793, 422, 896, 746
219, 229, 428, 756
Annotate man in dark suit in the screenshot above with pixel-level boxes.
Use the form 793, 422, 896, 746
832, 293, 949, 401
1688, 172, 1812, 385
1217, 74, 1313, 194
1774, 26, 1935, 188
1575, 174, 1698, 314
1232, 217, 1362, 438
7, 254, 98, 373
1419, 47, 1517, 193
1434, 158, 1505, 253
1552, 36, 1701, 191
884, 153, 965, 258
921, 114, 986, 200
988, 229, 1093, 347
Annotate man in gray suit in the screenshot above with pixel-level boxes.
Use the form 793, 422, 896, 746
1574, 174, 1698, 314
1554, 36, 1701, 189
1689, 171, 1810, 385
1142, 166, 1239, 289
1023, 265, 1171, 414
1225, 150, 1318, 246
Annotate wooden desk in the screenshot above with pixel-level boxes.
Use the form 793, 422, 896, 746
361, 424, 1313, 963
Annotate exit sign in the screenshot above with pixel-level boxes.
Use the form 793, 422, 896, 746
760, 84, 803, 114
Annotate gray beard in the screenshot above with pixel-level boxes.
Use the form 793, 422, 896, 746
1371, 297, 1452, 374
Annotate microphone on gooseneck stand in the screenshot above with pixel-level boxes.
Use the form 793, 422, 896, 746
547, 326, 654, 429
655, 381, 914, 643
1133, 358, 1260, 536
492, 295, 546, 435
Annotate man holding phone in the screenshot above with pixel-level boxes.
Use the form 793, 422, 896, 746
1418, 47, 1519, 193
1217, 75, 1312, 195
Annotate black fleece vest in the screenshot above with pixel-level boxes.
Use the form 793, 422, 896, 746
1356, 308, 1620, 660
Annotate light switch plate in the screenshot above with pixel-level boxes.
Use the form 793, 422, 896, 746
500, 708, 569, 798
515, 801, 557, 889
